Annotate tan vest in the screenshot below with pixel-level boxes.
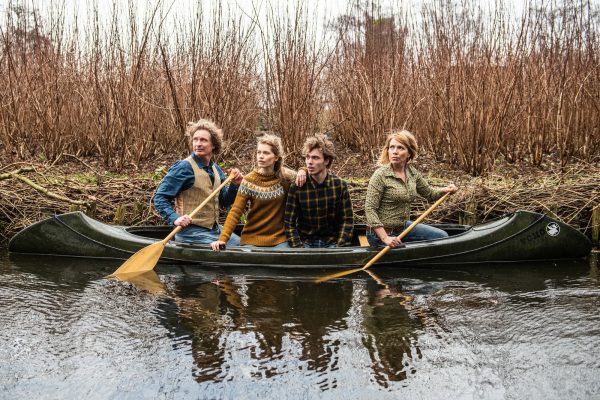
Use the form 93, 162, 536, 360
174, 157, 221, 229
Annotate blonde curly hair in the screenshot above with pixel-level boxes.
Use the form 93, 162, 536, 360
185, 119, 224, 155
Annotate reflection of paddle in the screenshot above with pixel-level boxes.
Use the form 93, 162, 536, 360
108, 173, 234, 277
364, 269, 387, 287
111, 270, 167, 296
316, 193, 450, 283
364, 269, 418, 312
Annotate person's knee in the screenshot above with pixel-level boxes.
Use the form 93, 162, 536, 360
437, 229, 449, 238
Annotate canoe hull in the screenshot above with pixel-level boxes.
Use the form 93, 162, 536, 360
8, 211, 593, 268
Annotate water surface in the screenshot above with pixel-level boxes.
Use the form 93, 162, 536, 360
1, 252, 599, 399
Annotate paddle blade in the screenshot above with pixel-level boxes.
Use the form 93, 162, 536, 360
110, 241, 166, 276
315, 267, 364, 283
110, 270, 167, 296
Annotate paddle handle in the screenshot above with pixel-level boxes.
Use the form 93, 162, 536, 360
361, 192, 450, 271
162, 174, 235, 243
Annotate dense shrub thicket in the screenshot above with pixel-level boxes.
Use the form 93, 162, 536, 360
1, 0, 598, 175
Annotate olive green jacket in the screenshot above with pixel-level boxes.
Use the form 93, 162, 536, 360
365, 164, 444, 229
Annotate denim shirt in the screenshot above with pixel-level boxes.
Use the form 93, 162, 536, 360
153, 153, 238, 225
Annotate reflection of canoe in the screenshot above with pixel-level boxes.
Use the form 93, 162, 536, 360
8, 211, 592, 268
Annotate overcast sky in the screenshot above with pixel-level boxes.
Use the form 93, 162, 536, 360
4, 0, 531, 48
18, 0, 527, 31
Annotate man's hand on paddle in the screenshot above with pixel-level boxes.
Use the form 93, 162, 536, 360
174, 215, 192, 227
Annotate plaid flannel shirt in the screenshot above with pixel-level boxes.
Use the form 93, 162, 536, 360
284, 172, 354, 247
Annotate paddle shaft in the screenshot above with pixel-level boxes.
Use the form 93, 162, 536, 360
361, 192, 450, 271
162, 174, 234, 243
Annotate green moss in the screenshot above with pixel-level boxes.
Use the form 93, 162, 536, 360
346, 177, 369, 184
104, 171, 129, 180
69, 173, 97, 184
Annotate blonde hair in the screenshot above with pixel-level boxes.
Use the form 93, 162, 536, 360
257, 133, 284, 174
257, 133, 295, 184
302, 134, 336, 168
185, 119, 223, 155
378, 130, 419, 165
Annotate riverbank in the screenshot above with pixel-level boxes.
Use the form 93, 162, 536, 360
1, 153, 599, 246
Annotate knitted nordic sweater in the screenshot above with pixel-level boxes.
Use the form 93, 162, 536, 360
219, 169, 290, 246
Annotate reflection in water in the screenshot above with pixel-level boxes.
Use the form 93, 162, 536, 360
361, 278, 423, 385
154, 267, 433, 388
169, 276, 357, 385
2, 253, 599, 398
111, 271, 167, 296
590, 252, 598, 283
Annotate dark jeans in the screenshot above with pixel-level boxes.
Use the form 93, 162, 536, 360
366, 221, 448, 247
175, 224, 241, 245
303, 239, 337, 248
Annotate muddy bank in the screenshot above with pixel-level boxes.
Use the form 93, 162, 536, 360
1, 154, 599, 246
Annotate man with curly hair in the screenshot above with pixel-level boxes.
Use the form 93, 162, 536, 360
153, 119, 243, 245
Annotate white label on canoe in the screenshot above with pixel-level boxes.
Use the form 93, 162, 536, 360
546, 222, 560, 237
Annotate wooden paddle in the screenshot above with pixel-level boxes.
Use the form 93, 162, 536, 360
108, 173, 235, 277
315, 192, 450, 283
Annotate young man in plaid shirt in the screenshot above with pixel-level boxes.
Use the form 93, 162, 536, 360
284, 134, 354, 248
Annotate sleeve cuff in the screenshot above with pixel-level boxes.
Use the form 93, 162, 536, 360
167, 214, 179, 225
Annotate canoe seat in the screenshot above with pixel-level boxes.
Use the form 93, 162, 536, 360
358, 235, 369, 247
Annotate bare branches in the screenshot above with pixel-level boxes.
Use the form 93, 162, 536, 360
8, 171, 89, 205
255, 0, 331, 162
0, 1, 261, 170
0, 162, 162, 242
328, 0, 600, 175
0, 0, 598, 175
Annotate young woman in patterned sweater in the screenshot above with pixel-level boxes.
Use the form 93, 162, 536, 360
210, 134, 306, 250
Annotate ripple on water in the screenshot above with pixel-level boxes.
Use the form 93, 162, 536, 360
411, 277, 600, 399
1, 271, 195, 398
2, 256, 600, 399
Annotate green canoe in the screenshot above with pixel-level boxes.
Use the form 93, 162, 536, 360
8, 211, 592, 268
